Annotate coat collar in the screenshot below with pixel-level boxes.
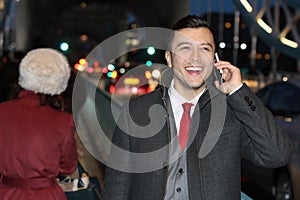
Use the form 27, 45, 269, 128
17, 90, 42, 106
159, 68, 223, 110
160, 80, 225, 109
18, 90, 39, 99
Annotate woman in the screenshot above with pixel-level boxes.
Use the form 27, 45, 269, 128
0, 48, 78, 200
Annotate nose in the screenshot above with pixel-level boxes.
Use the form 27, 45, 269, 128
190, 46, 200, 61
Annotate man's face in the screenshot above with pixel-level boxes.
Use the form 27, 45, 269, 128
165, 27, 215, 97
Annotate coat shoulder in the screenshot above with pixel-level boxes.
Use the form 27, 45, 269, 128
130, 88, 163, 107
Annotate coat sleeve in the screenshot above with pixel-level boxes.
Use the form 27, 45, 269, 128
59, 116, 78, 175
101, 105, 133, 200
227, 83, 295, 167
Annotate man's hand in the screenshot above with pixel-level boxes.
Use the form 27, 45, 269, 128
214, 61, 243, 94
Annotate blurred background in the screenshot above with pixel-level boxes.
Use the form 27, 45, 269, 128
1, 0, 300, 199
0, 0, 299, 80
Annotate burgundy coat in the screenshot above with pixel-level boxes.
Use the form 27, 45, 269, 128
0, 90, 77, 200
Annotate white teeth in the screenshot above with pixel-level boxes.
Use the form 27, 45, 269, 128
186, 67, 203, 71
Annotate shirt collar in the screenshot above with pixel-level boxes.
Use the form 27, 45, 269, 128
168, 79, 206, 108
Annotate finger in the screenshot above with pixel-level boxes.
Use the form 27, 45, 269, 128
214, 62, 234, 72
214, 81, 226, 93
214, 80, 221, 89
214, 61, 231, 66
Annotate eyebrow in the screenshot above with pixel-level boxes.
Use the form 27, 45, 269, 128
200, 42, 213, 48
175, 42, 213, 48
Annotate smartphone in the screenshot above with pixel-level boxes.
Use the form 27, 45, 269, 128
214, 52, 223, 84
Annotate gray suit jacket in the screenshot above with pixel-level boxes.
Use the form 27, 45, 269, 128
102, 84, 294, 200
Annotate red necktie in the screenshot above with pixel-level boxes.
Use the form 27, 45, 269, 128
179, 103, 193, 151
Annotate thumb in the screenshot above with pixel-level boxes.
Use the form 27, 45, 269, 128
214, 80, 226, 94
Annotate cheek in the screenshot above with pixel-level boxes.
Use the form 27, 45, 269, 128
171, 55, 186, 68
207, 65, 214, 74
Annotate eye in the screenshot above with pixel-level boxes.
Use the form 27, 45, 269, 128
179, 45, 191, 51
200, 46, 212, 52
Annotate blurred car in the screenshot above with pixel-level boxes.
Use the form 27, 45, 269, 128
241, 78, 300, 200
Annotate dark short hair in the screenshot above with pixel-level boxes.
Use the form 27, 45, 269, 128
172, 15, 212, 32
168, 15, 216, 49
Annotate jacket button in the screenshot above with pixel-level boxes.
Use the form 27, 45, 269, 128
162, 162, 168, 169
179, 168, 184, 173
176, 187, 182, 193
244, 96, 250, 101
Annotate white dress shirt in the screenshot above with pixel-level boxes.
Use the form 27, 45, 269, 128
168, 80, 243, 136
168, 80, 206, 136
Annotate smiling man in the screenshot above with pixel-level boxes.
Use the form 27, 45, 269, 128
102, 15, 294, 200
165, 27, 215, 100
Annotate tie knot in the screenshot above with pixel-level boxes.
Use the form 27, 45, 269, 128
182, 103, 193, 113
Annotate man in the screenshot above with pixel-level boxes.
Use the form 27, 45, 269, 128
102, 15, 294, 199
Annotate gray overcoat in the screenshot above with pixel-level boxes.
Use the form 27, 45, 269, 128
102, 83, 294, 200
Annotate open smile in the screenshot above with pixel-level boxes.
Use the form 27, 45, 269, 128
185, 66, 204, 75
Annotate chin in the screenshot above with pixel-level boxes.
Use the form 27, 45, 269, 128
189, 81, 206, 90
188, 79, 205, 87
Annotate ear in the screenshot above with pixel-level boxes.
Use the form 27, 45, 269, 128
165, 51, 172, 68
